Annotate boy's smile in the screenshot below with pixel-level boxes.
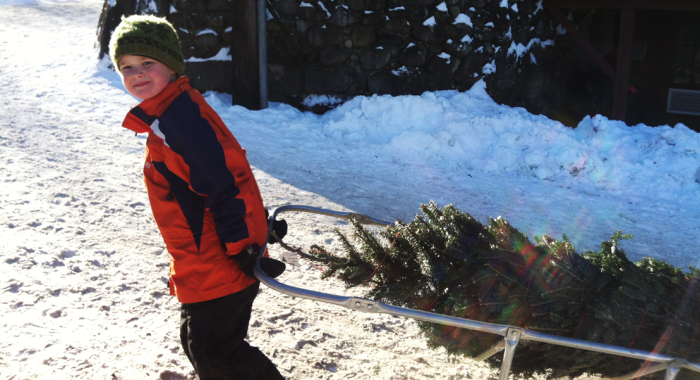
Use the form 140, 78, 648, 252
118, 55, 177, 100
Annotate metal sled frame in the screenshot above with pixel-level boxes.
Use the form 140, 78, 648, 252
255, 205, 700, 380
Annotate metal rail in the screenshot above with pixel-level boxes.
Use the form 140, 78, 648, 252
254, 205, 700, 380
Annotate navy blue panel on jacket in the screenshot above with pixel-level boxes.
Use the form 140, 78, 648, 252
157, 91, 249, 244
130, 106, 158, 126
152, 161, 207, 250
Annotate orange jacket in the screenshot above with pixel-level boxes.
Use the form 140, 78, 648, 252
122, 76, 265, 303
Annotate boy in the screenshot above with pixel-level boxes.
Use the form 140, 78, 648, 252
109, 15, 286, 380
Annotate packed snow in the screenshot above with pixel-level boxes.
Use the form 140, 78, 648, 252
1, 0, 699, 379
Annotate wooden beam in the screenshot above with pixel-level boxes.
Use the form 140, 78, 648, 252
612, 8, 635, 121
544, 0, 700, 11
231, 0, 261, 110
548, 8, 616, 82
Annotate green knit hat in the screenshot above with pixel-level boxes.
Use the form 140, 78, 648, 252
109, 15, 185, 76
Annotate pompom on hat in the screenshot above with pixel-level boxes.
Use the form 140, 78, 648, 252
109, 15, 185, 76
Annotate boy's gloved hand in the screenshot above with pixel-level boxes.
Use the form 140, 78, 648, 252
265, 209, 287, 244
268, 218, 287, 244
232, 244, 286, 279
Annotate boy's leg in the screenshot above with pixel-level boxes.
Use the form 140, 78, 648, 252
180, 282, 285, 380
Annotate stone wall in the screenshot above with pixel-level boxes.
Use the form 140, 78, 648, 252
266, 0, 559, 109
97, 0, 609, 123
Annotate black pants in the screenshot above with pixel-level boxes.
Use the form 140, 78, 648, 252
180, 282, 284, 380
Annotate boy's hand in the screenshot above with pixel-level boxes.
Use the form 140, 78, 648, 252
268, 218, 287, 244
232, 244, 286, 279
265, 209, 288, 244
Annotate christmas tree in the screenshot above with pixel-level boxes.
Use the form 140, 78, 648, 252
305, 202, 700, 379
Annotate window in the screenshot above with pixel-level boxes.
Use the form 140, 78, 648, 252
673, 23, 700, 84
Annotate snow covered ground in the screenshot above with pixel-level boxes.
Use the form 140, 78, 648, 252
1, 0, 699, 379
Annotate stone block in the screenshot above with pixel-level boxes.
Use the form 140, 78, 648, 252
269, 64, 302, 103
481, 25, 498, 41
267, 20, 283, 32
367, 0, 386, 11
386, 6, 407, 19
399, 42, 427, 66
268, 63, 286, 83
192, 0, 207, 13
305, 66, 354, 93
351, 26, 377, 47
187, 12, 209, 31
425, 53, 460, 76
519, 0, 537, 14
307, 26, 344, 47
173, 0, 195, 10
368, 67, 453, 95
471, 0, 486, 8
299, 44, 319, 64
434, 10, 451, 24
206, 13, 225, 28
270, 0, 297, 15
347, 82, 366, 95
361, 12, 381, 26
328, 6, 360, 27
268, 45, 295, 63
182, 41, 197, 59
206, 0, 229, 12
497, 70, 516, 90
448, 5, 460, 18
389, 0, 417, 6
443, 24, 469, 38
526, 72, 548, 99
384, 19, 412, 34
297, 6, 327, 22
184, 61, 232, 93
406, 5, 428, 21
222, 28, 233, 45
279, 17, 297, 30
410, 24, 446, 44
458, 50, 486, 72
453, 68, 480, 86
513, 25, 529, 44
360, 47, 392, 70
535, 20, 544, 36
350, 65, 368, 94
320, 46, 351, 65
377, 30, 407, 45
469, 12, 488, 28
296, 19, 309, 34
443, 39, 472, 57
167, 12, 187, 30
427, 43, 442, 55
346, 0, 365, 12
388, 45, 400, 58
194, 32, 220, 48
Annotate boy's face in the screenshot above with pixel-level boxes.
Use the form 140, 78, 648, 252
118, 55, 177, 100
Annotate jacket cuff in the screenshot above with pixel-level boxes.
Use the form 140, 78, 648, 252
225, 241, 269, 257
224, 241, 248, 256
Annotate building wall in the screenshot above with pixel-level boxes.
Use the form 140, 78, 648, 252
264, 0, 575, 117
626, 10, 700, 130
103, 0, 700, 130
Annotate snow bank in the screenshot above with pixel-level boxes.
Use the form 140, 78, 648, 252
206, 81, 700, 200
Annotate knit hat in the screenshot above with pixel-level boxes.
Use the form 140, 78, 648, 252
109, 15, 185, 76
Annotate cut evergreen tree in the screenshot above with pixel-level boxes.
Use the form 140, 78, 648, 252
305, 202, 700, 379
